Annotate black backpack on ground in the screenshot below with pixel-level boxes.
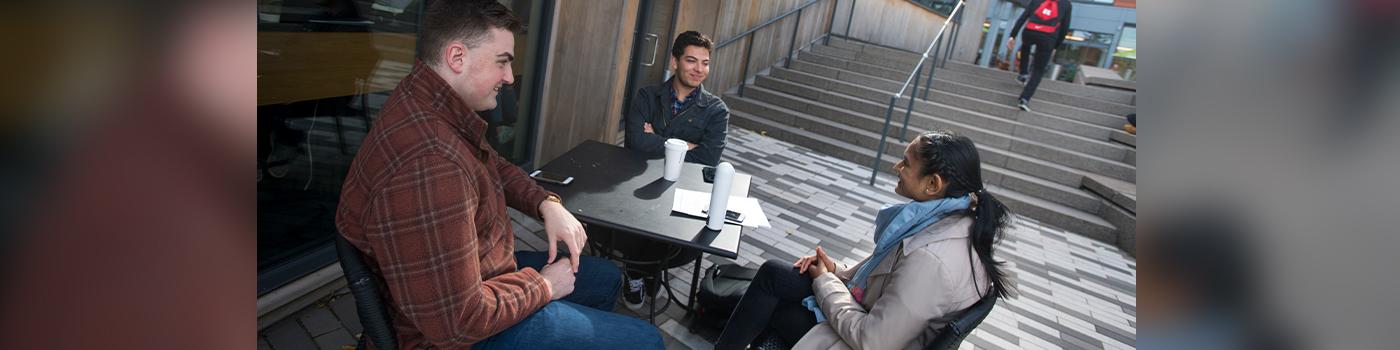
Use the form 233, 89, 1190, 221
694, 263, 759, 328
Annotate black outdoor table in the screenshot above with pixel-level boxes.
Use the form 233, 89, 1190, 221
534, 140, 749, 323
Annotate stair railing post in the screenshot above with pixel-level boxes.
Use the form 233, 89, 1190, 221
946, 8, 962, 67
824, 0, 837, 45
845, 0, 856, 39
925, 35, 942, 100
869, 96, 898, 186
922, 41, 938, 101
787, 8, 803, 69
739, 35, 754, 98
899, 60, 923, 141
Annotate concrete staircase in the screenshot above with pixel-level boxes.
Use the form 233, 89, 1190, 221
726, 37, 1137, 254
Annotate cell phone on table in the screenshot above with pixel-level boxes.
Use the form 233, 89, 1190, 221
703, 208, 745, 223
529, 170, 574, 185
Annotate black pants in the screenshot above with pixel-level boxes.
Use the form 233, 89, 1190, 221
714, 259, 820, 350
1017, 31, 1057, 102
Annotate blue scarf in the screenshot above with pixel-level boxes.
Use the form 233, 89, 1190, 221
802, 195, 972, 323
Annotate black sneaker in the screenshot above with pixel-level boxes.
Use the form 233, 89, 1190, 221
1016, 74, 1028, 84
624, 277, 645, 311
1018, 98, 1031, 112
754, 334, 787, 350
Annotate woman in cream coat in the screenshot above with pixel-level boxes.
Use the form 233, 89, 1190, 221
715, 131, 1016, 350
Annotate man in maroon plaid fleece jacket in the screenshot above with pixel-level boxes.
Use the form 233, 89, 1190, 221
336, 1, 662, 349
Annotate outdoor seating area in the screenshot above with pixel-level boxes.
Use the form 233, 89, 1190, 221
258, 129, 1136, 350
255, 0, 1137, 348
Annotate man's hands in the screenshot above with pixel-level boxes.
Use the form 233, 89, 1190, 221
645, 122, 697, 149
540, 257, 576, 300
794, 246, 838, 279
1005, 37, 1016, 52
539, 199, 586, 272
539, 198, 583, 300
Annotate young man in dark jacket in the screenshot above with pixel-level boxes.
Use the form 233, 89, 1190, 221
624, 30, 730, 166
1006, 0, 1072, 112
615, 30, 729, 310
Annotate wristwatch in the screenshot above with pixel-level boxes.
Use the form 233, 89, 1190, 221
544, 194, 563, 205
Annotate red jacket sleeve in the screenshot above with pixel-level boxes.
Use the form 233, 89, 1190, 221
365, 154, 550, 347
490, 151, 553, 220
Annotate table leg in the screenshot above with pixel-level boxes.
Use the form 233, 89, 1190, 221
649, 261, 663, 324
687, 254, 702, 314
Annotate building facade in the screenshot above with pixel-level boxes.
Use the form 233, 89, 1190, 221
975, 0, 1136, 80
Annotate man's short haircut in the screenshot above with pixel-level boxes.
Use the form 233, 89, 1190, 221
670, 31, 714, 60
418, 0, 523, 67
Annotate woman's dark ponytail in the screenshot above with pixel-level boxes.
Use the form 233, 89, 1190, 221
970, 189, 1014, 299
915, 131, 1016, 299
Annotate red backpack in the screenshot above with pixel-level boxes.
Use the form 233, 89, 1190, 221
1026, 0, 1062, 33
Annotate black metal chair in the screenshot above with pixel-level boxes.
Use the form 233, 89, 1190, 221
335, 235, 398, 350
924, 291, 999, 350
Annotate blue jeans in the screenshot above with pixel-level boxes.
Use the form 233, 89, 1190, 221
473, 251, 664, 350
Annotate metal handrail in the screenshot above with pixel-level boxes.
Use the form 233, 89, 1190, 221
713, 0, 837, 98
868, 0, 965, 185
715, 0, 824, 49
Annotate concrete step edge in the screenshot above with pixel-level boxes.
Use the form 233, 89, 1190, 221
794, 51, 1130, 129
768, 65, 1131, 159
728, 90, 1106, 213
726, 108, 1117, 243
747, 74, 1137, 183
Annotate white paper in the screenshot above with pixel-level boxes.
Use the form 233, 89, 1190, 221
672, 189, 770, 228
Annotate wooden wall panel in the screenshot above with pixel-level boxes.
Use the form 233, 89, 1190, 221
837, 0, 952, 55
533, 0, 639, 165
700, 0, 839, 96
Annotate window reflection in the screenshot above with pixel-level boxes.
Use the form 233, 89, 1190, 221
1112, 25, 1136, 80
257, 0, 423, 294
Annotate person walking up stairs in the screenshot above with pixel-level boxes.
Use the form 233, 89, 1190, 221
1006, 0, 1072, 112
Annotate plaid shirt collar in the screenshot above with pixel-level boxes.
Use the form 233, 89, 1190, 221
401, 60, 490, 151
667, 78, 702, 115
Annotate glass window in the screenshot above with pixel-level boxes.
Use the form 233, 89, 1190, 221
257, 0, 550, 295
481, 0, 546, 165
1050, 28, 1116, 82
1050, 45, 1105, 81
1111, 25, 1136, 80
1065, 30, 1114, 47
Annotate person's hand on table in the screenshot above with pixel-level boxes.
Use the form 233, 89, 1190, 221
540, 257, 576, 300
540, 199, 587, 272
643, 123, 655, 134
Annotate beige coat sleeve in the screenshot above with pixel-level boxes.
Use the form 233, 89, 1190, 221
809, 250, 966, 350
833, 256, 868, 283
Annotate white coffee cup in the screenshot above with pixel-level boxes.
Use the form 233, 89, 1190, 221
663, 139, 688, 181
